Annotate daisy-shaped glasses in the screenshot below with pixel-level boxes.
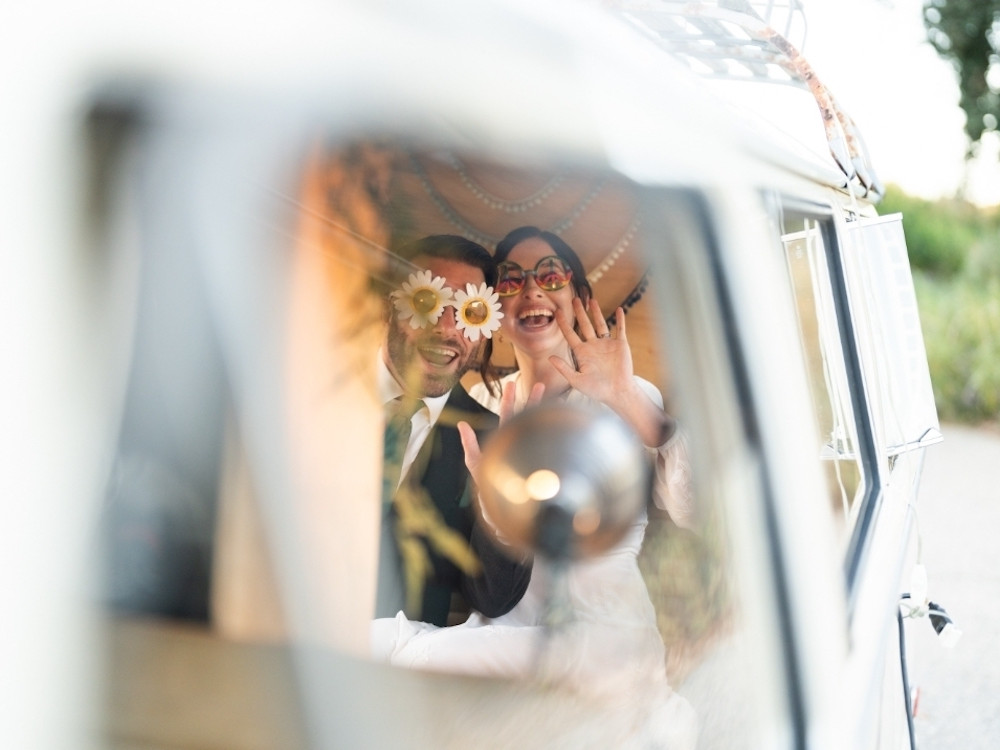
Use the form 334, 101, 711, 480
392, 272, 503, 341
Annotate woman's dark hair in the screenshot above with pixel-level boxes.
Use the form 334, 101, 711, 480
494, 226, 592, 306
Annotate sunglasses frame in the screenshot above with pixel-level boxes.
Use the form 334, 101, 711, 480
495, 255, 573, 297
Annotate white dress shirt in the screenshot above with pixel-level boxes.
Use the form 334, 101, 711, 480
376, 351, 449, 489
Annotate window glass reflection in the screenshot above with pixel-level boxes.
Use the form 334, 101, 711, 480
781, 213, 866, 534
101, 137, 763, 750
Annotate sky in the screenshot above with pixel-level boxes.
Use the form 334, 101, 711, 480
799, 0, 999, 206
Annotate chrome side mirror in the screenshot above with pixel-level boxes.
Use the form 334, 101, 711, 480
477, 401, 650, 562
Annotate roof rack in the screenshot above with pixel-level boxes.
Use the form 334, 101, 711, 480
612, 1, 883, 200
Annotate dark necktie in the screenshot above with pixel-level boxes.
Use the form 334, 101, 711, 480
381, 397, 421, 505
376, 397, 422, 617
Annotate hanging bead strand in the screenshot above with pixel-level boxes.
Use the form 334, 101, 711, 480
587, 216, 640, 284
410, 153, 502, 247
448, 154, 567, 214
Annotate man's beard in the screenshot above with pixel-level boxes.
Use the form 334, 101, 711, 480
386, 324, 480, 398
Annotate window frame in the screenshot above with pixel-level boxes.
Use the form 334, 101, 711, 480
771, 195, 884, 610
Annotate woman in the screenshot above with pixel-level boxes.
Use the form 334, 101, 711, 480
470, 226, 692, 526
372, 226, 696, 746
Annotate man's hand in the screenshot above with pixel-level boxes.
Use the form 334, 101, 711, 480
458, 380, 544, 487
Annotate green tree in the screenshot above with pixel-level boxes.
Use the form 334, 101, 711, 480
923, 1, 1000, 150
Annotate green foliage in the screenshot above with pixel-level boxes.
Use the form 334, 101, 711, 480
915, 272, 1000, 423
638, 511, 732, 682
879, 184, 978, 275
891, 183, 1000, 424
923, 0, 1000, 147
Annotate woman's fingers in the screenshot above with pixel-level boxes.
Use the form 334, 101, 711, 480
548, 355, 578, 386
558, 297, 619, 344
499, 380, 518, 424
526, 381, 546, 407
556, 297, 613, 346
458, 420, 481, 481
614, 305, 627, 342
573, 297, 598, 340
554, 307, 581, 346
499, 380, 545, 424
588, 298, 612, 340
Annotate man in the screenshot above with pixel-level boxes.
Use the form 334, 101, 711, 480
377, 234, 530, 626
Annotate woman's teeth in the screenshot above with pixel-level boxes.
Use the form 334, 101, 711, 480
518, 309, 553, 329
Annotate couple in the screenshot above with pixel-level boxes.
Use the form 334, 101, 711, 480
374, 227, 696, 744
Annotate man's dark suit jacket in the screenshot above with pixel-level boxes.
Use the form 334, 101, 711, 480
388, 386, 531, 626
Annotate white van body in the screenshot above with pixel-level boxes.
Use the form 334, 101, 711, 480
5, 1, 941, 748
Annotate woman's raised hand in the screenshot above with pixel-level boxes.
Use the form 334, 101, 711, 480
551, 298, 634, 407
552, 298, 673, 449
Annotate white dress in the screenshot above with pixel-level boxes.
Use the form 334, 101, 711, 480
370, 372, 698, 748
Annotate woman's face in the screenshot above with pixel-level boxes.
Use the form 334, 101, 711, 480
498, 237, 577, 354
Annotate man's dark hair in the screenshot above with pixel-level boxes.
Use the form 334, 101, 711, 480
397, 234, 497, 287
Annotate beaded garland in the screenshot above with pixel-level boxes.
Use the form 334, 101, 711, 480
448, 154, 567, 214
408, 153, 645, 299
586, 216, 640, 284
410, 153, 607, 245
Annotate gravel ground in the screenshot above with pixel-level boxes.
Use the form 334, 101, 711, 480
907, 423, 1000, 749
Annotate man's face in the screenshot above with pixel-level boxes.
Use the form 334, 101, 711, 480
385, 255, 487, 398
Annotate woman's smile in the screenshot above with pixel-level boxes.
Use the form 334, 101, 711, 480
515, 307, 555, 331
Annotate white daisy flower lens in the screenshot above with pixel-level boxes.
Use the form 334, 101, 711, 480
391, 270, 452, 329
453, 283, 503, 341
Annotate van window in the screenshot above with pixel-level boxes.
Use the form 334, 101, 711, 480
779, 208, 869, 538
99, 135, 782, 749
841, 215, 941, 456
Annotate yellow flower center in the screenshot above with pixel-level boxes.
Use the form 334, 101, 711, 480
462, 299, 489, 325
412, 288, 439, 315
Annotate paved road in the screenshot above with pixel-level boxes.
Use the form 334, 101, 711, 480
908, 423, 1000, 749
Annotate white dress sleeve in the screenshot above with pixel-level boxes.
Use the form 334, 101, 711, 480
632, 377, 695, 530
